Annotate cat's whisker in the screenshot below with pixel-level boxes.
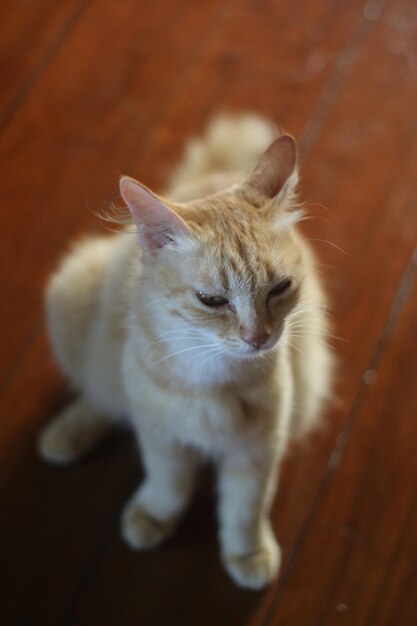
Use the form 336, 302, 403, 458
296, 214, 330, 226
148, 329, 204, 340
287, 307, 326, 322
301, 199, 332, 216
284, 339, 305, 357
305, 238, 347, 255
198, 347, 227, 370
287, 321, 328, 330
148, 334, 206, 344
122, 324, 203, 338
143, 332, 211, 360
121, 327, 207, 361
288, 305, 328, 319
286, 328, 338, 349
145, 334, 211, 356
314, 261, 337, 270
287, 317, 335, 330
171, 345, 224, 377
287, 330, 347, 343
287, 311, 324, 323
143, 343, 220, 370
288, 322, 331, 331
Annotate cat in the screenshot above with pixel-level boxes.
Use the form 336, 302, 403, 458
39, 115, 332, 590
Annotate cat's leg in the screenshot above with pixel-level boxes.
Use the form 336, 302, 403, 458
121, 430, 198, 550
218, 446, 282, 590
38, 397, 114, 465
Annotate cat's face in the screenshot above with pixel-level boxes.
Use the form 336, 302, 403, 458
153, 196, 304, 360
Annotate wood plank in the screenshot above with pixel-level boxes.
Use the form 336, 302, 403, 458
2, 0, 414, 625
0, 0, 88, 128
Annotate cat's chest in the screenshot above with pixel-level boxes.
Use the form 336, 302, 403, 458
131, 379, 245, 451
178, 394, 242, 451
123, 339, 281, 452
132, 390, 277, 455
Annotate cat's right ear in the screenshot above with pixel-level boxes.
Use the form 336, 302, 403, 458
120, 177, 188, 253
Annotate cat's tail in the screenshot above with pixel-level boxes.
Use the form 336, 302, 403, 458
167, 113, 277, 192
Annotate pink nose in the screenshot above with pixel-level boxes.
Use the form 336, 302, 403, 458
242, 332, 271, 350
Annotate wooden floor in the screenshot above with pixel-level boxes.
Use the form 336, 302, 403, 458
1, 0, 417, 624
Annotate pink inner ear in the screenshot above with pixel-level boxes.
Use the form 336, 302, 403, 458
120, 177, 186, 251
248, 134, 297, 198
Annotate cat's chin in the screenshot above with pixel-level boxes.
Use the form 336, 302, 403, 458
230, 345, 277, 361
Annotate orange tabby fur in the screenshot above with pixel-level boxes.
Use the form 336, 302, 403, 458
39, 115, 332, 590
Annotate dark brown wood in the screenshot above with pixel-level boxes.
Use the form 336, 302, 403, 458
1, 0, 417, 624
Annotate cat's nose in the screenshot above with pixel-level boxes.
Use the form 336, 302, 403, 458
242, 331, 271, 350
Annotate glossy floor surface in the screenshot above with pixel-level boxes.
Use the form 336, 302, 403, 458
1, 1, 417, 624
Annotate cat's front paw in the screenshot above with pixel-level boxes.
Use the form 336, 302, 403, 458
223, 538, 281, 590
121, 501, 175, 550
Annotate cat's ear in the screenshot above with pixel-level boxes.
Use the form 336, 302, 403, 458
120, 177, 188, 253
247, 134, 298, 199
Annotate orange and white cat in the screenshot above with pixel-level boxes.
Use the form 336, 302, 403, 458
39, 115, 332, 590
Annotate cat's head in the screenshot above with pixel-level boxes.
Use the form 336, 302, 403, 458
120, 134, 306, 361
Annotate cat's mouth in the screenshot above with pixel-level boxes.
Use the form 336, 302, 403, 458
230, 340, 279, 359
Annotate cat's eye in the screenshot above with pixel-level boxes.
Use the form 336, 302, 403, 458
196, 291, 228, 308
269, 278, 292, 298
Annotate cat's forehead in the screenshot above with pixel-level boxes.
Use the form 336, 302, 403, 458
189, 229, 281, 294
187, 192, 271, 244
221, 236, 274, 286
182, 192, 299, 290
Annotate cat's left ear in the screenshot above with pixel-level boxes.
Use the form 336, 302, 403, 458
120, 177, 188, 253
247, 134, 298, 200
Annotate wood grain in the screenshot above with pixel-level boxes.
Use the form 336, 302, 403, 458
1, 0, 417, 624
0, 0, 90, 129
